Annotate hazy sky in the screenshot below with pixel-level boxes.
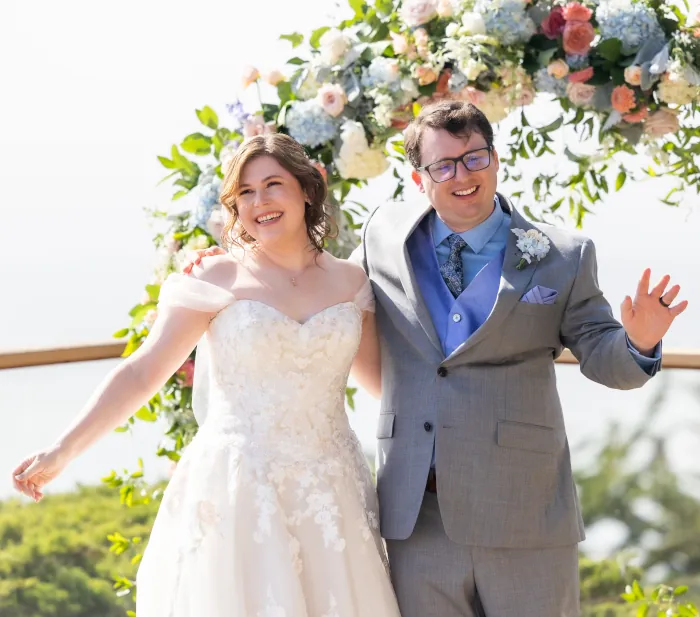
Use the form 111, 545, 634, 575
1, 0, 699, 558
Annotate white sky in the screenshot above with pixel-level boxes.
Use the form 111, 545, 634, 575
1, 0, 699, 557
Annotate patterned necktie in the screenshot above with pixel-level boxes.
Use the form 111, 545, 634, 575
440, 234, 467, 298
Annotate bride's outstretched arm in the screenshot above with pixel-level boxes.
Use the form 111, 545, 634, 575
12, 301, 213, 500
351, 311, 381, 399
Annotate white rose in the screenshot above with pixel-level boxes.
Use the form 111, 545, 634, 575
400, 0, 438, 27
461, 12, 486, 35
319, 28, 351, 66
186, 235, 210, 251
445, 22, 459, 37
336, 147, 390, 179
206, 209, 226, 243
339, 120, 369, 152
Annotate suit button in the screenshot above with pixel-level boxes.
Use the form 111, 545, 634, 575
437, 367, 448, 377
424, 422, 433, 432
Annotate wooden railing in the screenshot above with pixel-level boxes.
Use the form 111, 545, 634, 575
0, 342, 699, 370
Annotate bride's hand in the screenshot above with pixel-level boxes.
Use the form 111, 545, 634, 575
182, 247, 226, 274
12, 447, 67, 502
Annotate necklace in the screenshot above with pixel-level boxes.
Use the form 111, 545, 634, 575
254, 245, 317, 287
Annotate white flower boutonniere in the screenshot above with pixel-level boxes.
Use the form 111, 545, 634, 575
511, 228, 551, 271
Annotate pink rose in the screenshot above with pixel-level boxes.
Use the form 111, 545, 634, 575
624, 66, 642, 86
459, 86, 487, 106
611, 84, 636, 113
505, 86, 536, 107
414, 27, 429, 45
562, 2, 593, 21
316, 83, 346, 117
622, 107, 649, 123
547, 59, 570, 79
241, 65, 260, 89
644, 107, 680, 138
178, 358, 195, 387
416, 64, 438, 86
563, 20, 595, 55
541, 6, 566, 39
566, 82, 596, 107
400, 0, 438, 27
390, 31, 409, 54
568, 66, 594, 83
243, 115, 276, 138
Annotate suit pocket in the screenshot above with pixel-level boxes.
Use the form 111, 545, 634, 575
513, 302, 560, 316
377, 411, 395, 439
497, 420, 557, 455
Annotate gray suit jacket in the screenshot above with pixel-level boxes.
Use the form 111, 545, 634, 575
351, 194, 653, 549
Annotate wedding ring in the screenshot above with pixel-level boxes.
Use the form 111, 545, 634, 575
659, 297, 671, 308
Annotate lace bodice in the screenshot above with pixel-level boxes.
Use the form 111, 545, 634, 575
158, 274, 375, 459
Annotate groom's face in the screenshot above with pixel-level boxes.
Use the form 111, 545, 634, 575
413, 127, 499, 233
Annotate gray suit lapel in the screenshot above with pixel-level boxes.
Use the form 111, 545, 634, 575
395, 202, 443, 354
444, 196, 541, 363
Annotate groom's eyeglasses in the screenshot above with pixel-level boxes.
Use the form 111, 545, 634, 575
417, 146, 492, 183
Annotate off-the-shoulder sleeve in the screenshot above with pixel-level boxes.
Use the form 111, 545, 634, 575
158, 273, 236, 313
352, 278, 375, 313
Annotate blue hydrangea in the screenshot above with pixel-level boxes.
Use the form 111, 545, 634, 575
285, 100, 338, 148
191, 173, 222, 228
534, 68, 568, 97
473, 0, 537, 46
596, 1, 665, 55
361, 57, 402, 92
566, 54, 589, 70
225, 99, 249, 131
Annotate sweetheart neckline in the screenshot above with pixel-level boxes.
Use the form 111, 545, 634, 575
229, 299, 361, 326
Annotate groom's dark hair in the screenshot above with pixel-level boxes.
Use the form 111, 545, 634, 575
404, 100, 494, 169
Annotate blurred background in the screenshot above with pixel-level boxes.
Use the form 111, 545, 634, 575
1, 0, 699, 615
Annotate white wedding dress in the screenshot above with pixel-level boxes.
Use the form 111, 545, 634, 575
135, 273, 401, 617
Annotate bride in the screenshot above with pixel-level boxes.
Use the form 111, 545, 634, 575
11, 133, 402, 617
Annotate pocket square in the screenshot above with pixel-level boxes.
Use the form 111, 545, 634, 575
520, 285, 558, 305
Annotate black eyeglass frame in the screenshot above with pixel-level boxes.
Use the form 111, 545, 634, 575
416, 146, 493, 183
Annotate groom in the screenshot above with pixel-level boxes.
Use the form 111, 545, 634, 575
345, 101, 686, 617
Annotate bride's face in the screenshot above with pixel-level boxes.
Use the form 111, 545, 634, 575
235, 155, 308, 247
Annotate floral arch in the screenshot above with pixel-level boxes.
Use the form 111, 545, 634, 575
108, 0, 700, 600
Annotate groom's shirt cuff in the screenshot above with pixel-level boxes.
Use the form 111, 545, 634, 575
626, 335, 662, 376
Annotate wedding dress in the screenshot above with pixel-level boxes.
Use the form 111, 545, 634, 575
135, 273, 401, 617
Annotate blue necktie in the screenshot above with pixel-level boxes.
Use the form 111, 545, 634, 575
440, 234, 467, 298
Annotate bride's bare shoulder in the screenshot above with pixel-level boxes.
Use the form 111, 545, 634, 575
188, 252, 239, 290
323, 251, 368, 291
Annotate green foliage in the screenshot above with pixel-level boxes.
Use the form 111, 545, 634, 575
0, 484, 160, 617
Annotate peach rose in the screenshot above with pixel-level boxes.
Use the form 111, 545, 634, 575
562, 2, 593, 21
264, 70, 286, 86
566, 82, 597, 107
622, 107, 649, 123
568, 66, 594, 83
241, 65, 260, 89
563, 20, 595, 55
390, 31, 410, 54
437, 0, 453, 17
316, 83, 346, 117
459, 86, 487, 106
611, 84, 636, 113
624, 65, 642, 86
644, 107, 680, 138
547, 59, 570, 79
416, 64, 438, 85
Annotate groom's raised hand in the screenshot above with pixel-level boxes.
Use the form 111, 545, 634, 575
182, 247, 227, 274
621, 268, 688, 356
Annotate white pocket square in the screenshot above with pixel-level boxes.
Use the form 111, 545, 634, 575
520, 285, 558, 305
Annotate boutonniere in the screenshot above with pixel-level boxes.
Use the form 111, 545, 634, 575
511, 228, 551, 271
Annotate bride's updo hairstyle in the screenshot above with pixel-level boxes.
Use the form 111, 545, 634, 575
219, 133, 335, 252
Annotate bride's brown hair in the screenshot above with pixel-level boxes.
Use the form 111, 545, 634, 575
219, 133, 335, 252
